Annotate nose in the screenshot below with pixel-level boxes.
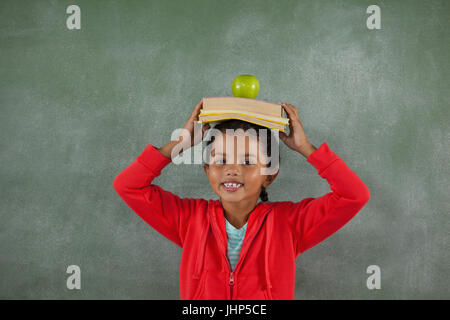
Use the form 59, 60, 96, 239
224, 163, 240, 176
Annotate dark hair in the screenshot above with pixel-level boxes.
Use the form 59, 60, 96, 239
203, 119, 280, 202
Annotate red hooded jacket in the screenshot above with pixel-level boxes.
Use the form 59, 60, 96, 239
113, 142, 370, 300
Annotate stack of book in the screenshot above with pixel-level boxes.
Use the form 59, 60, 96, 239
197, 97, 289, 132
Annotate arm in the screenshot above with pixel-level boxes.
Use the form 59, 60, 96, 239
276, 102, 370, 257
285, 142, 371, 257
112, 142, 202, 248
113, 99, 210, 247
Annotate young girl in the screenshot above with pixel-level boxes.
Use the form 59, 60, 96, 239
113, 99, 370, 300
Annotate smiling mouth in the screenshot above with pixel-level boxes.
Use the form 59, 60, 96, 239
221, 182, 243, 192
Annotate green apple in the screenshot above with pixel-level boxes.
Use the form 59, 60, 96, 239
232, 74, 260, 99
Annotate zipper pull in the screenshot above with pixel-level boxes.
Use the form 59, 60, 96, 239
229, 271, 234, 286
229, 271, 235, 300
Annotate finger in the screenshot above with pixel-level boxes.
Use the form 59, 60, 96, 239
282, 103, 299, 119
288, 104, 300, 118
280, 103, 293, 117
281, 104, 296, 129
190, 99, 204, 120
281, 103, 296, 116
279, 102, 288, 118
278, 130, 287, 141
280, 103, 297, 135
280, 102, 294, 118
287, 104, 301, 121
193, 99, 203, 112
193, 99, 202, 109
284, 117, 294, 137
282, 104, 302, 129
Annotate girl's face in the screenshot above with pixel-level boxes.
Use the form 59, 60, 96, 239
203, 132, 278, 204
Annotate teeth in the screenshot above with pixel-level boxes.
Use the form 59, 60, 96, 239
224, 183, 242, 188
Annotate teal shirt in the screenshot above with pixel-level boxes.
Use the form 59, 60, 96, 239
225, 219, 248, 271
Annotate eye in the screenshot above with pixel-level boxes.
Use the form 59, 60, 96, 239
215, 159, 225, 165
242, 159, 255, 165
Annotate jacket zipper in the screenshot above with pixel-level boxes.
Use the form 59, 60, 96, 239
210, 213, 236, 300
210, 204, 273, 300
226, 212, 269, 300
229, 271, 234, 300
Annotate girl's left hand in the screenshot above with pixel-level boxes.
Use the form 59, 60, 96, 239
278, 102, 312, 154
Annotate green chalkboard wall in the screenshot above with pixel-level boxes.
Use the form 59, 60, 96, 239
1, 0, 449, 299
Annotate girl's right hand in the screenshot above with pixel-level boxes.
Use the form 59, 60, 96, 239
177, 99, 211, 149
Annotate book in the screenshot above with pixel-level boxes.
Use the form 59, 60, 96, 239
197, 97, 289, 132
198, 114, 287, 131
